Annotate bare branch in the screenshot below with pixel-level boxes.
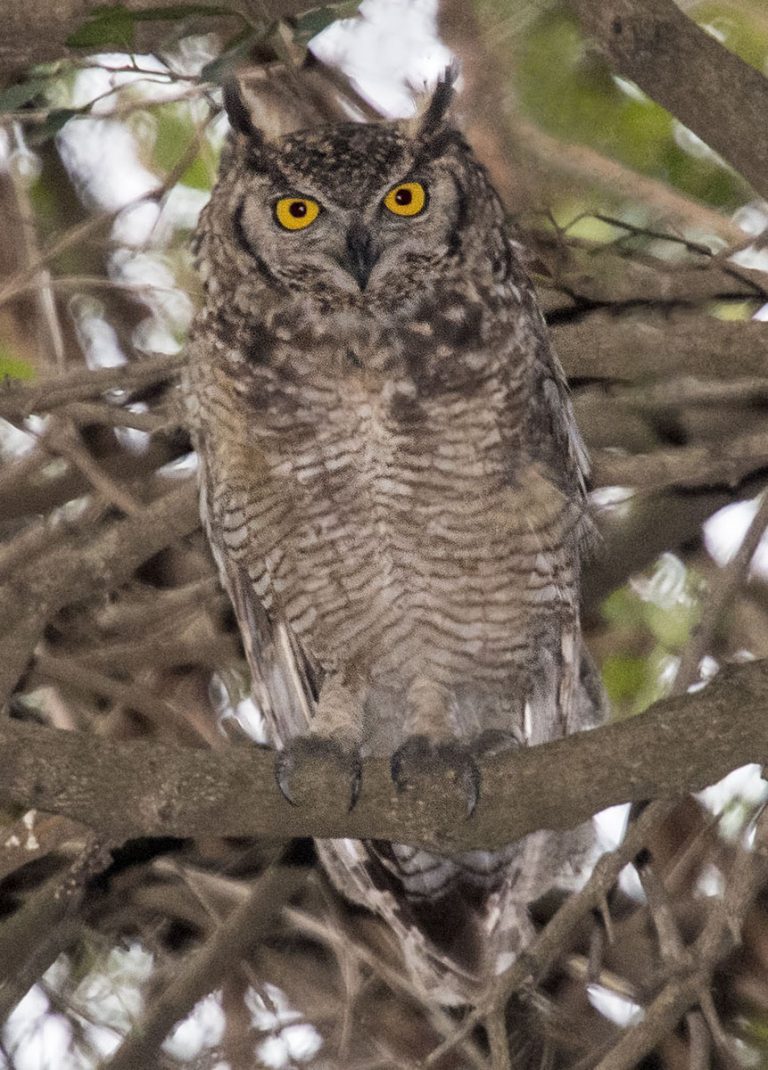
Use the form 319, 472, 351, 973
0, 480, 199, 705
568, 0, 768, 202
101, 851, 310, 1070
424, 800, 678, 1067
554, 316, 768, 384
591, 429, 768, 491
593, 810, 768, 1070
0, 1, 321, 79
673, 491, 768, 690
4, 659, 768, 850
516, 117, 749, 247
0, 353, 184, 419
583, 472, 768, 613
0, 835, 111, 1020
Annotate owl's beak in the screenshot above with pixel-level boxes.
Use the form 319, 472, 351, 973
342, 221, 379, 291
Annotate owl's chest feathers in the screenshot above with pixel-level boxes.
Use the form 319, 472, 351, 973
218, 331, 575, 675
241, 335, 523, 523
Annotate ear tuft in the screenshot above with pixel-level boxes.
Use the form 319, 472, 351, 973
223, 79, 260, 140
417, 63, 459, 140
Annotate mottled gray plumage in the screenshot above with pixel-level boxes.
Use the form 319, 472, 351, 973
185, 73, 603, 1004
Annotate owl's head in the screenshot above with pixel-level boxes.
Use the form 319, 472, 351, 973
199, 69, 509, 317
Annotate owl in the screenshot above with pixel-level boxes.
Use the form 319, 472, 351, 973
185, 70, 603, 1005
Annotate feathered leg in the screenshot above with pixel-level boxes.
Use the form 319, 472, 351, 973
276, 671, 363, 810
391, 676, 481, 817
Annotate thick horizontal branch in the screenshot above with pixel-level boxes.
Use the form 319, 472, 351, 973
4, 659, 768, 852
592, 428, 768, 491
554, 316, 768, 384
568, 0, 768, 203
540, 261, 767, 320
0, 0, 318, 79
0, 353, 184, 419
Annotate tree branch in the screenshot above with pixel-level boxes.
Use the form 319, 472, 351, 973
0, 835, 111, 1020
0, 0, 320, 80
593, 810, 768, 1070
4, 658, 768, 852
0, 352, 184, 419
0, 479, 199, 705
423, 799, 678, 1067
100, 850, 310, 1070
568, 0, 768, 202
592, 429, 768, 491
554, 317, 768, 384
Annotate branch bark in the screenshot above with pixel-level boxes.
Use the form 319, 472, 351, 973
0, 0, 321, 80
0, 835, 111, 1020
0, 479, 199, 705
554, 317, 768, 384
101, 850, 310, 1070
4, 658, 768, 852
592, 429, 768, 491
568, 0, 768, 202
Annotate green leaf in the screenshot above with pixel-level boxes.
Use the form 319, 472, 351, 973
28, 108, 80, 143
602, 654, 648, 705
293, 1, 360, 43
0, 351, 35, 382
148, 105, 215, 190
601, 586, 644, 628
0, 78, 47, 113
66, 5, 136, 48
643, 600, 699, 651
66, 3, 235, 50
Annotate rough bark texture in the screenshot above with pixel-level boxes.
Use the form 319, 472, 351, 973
0, 0, 316, 80
3, 658, 768, 851
569, 0, 768, 203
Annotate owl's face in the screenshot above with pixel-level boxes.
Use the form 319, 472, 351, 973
231, 122, 473, 310
206, 85, 504, 319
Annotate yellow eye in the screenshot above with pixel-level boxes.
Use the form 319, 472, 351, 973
274, 197, 321, 231
383, 181, 427, 217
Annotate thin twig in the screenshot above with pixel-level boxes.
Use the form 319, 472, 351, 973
41, 416, 144, 516
424, 800, 677, 1067
100, 852, 309, 1070
0, 352, 184, 418
593, 810, 768, 1070
673, 490, 768, 691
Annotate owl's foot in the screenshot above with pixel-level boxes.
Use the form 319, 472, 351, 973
275, 737, 361, 812
471, 728, 521, 759
391, 735, 480, 818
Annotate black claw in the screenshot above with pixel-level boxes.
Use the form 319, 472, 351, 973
275, 737, 361, 811
391, 735, 480, 818
471, 728, 521, 759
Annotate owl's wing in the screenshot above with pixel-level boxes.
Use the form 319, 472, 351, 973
521, 273, 591, 501
195, 444, 318, 747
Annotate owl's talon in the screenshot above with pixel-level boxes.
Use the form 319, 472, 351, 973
275, 737, 361, 812
471, 728, 521, 760
391, 735, 480, 818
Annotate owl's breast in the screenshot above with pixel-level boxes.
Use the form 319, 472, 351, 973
236, 352, 578, 689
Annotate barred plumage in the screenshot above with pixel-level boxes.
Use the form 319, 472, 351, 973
185, 72, 603, 1004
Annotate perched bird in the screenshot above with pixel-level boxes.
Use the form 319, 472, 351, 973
185, 70, 603, 1004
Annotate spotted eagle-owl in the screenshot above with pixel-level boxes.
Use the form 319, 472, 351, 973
185, 71, 603, 1004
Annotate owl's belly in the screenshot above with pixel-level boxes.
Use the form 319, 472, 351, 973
255, 394, 575, 689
